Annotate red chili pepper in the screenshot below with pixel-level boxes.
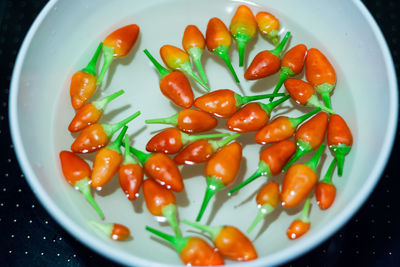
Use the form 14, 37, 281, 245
287, 197, 311, 240
254, 108, 321, 145
91, 126, 128, 189
229, 5, 257, 67
282, 112, 328, 171
89, 220, 130, 241
316, 158, 337, 210
327, 114, 353, 176
143, 179, 182, 237
281, 144, 325, 208
284, 78, 334, 114
59, 151, 104, 219
196, 142, 242, 221
228, 140, 295, 195
68, 89, 124, 132
305, 48, 336, 109
97, 24, 140, 84
244, 32, 291, 80
194, 89, 285, 118
226, 95, 290, 132
160, 45, 210, 91
146, 226, 225, 266
145, 128, 229, 154
256, 11, 280, 46
270, 44, 307, 102
173, 133, 241, 165
206, 17, 240, 83
183, 221, 258, 261
145, 109, 218, 133
70, 42, 102, 110
247, 181, 280, 233
182, 25, 208, 84
118, 134, 143, 201
143, 49, 194, 109
129, 146, 183, 192
71, 111, 140, 153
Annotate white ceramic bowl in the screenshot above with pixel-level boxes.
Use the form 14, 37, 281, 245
9, 0, 398, 266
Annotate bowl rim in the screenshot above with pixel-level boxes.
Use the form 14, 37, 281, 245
9, 0, 398, 266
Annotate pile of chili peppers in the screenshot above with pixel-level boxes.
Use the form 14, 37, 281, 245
59, 4, 353, 265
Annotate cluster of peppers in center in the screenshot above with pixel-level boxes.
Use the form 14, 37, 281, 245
59, 4, 354, 266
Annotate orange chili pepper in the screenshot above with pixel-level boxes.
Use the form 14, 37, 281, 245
254, 108, 321, 145
305, 48, 336, 109
145, 128, 229, 154
89, 220, 130, 241
327, 114, 353, 176
68, 89, 124, 132
118, 134, 143, 201
229, 5, 257, 67
226, 95, 290, 132
194, 89, 285, 118
282, 112, 328, 171
183, 221, 258, 261
71, 111, 140, 153
287, 197, 311, 240
173, 133, 241, 165
228, 139, 295, 195
206, 17, 240, 83
247, 181, 280, 233
244, 32, 291, 80
143, 179, 182, 237
91, 126, 128, 189
281, 144, 325, 208
256, 11, 280, 46
97, 24, 140, 84
59, 151, 104, 219
196, 142, 242, 221
145, 109, 218, 133
143, 49, 194, 109
129, 146, 183, 192
160, 45, 210, 91
182, 25, 208, 84
146, 226, 225, 266
316, 158, 337, 210
270, 44, 307, 102
70, 42, 102, 110
284, 78, 334, 114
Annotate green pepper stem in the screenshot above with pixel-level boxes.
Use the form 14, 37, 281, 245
321, 158, 336, 184
211, 133, 241, 151
267, 30, 280, 46
305, 144, 325, 171
106, 125, 128, 154
235, 33, 251, 67
330, 144, 351, 177
258, 95, 290, 115
180, 61, 210, 91
182, 220, 223, 241
196, 176, 226, 222
315, 83, 335, 110
321, 91, 332, 110
235, 93, 286, 107
269, 31, 291, 58
81, 42, 103, 77
298, 197, 311, 223
188, 47, 208, 84
123, 134, 137, 165
282, 139, 313, 172
269, 67, 294, 102
129, 146, 152, 165
102, 110, 141, 138
145, 113, 179, 126
97, 45, 114, 85
145, 226, 189, 253
228, 160, 271, 195
75, 177, 104, 219
288, 108, 321, 129
214, 45, 240, 83
181, 132, 230, 145
89, 220, 113, 236
306, 95, 335, 114
162, 204, 182, 238
92, 89, 125, 112
143, 49, 171, 79
247, 204, 275, 233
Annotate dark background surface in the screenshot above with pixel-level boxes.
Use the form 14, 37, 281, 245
0, 0, 399, 266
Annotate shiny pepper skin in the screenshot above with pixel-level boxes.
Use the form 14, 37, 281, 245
285, 78, 315, 105
255, 116, 294, 144
316, 182, 336, 210
226, 102, 269, 132
194, 89, 238, 118
59, 150, 90, 185
215, 226, 257, 261
69, 103, 101, 132
175, 109, 217, 133
282, 44, 308, 74
180, 237, 225, 266
287, 219, 310, 240
142, 179, 176, 216
327, 114, 353, 147
70, 71, 97, 110
182, 25, 205, 51
91, 147, 122, 189
305, 48, 336, 87
160, 71, 194, 108
103, 24, 140, 58
256, 11, 280, 45
89, 221, 131, 241
71, 124, 110, 153
256, 181, 280, 208
118, 163, 143, 201
206, 17, 232, 51
296, 112, 329, 149
261, 139, 296, 176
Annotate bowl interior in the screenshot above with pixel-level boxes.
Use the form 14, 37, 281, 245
11, 0, 397, 266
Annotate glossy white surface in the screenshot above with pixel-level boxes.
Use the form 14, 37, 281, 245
9, 0, 398, 266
